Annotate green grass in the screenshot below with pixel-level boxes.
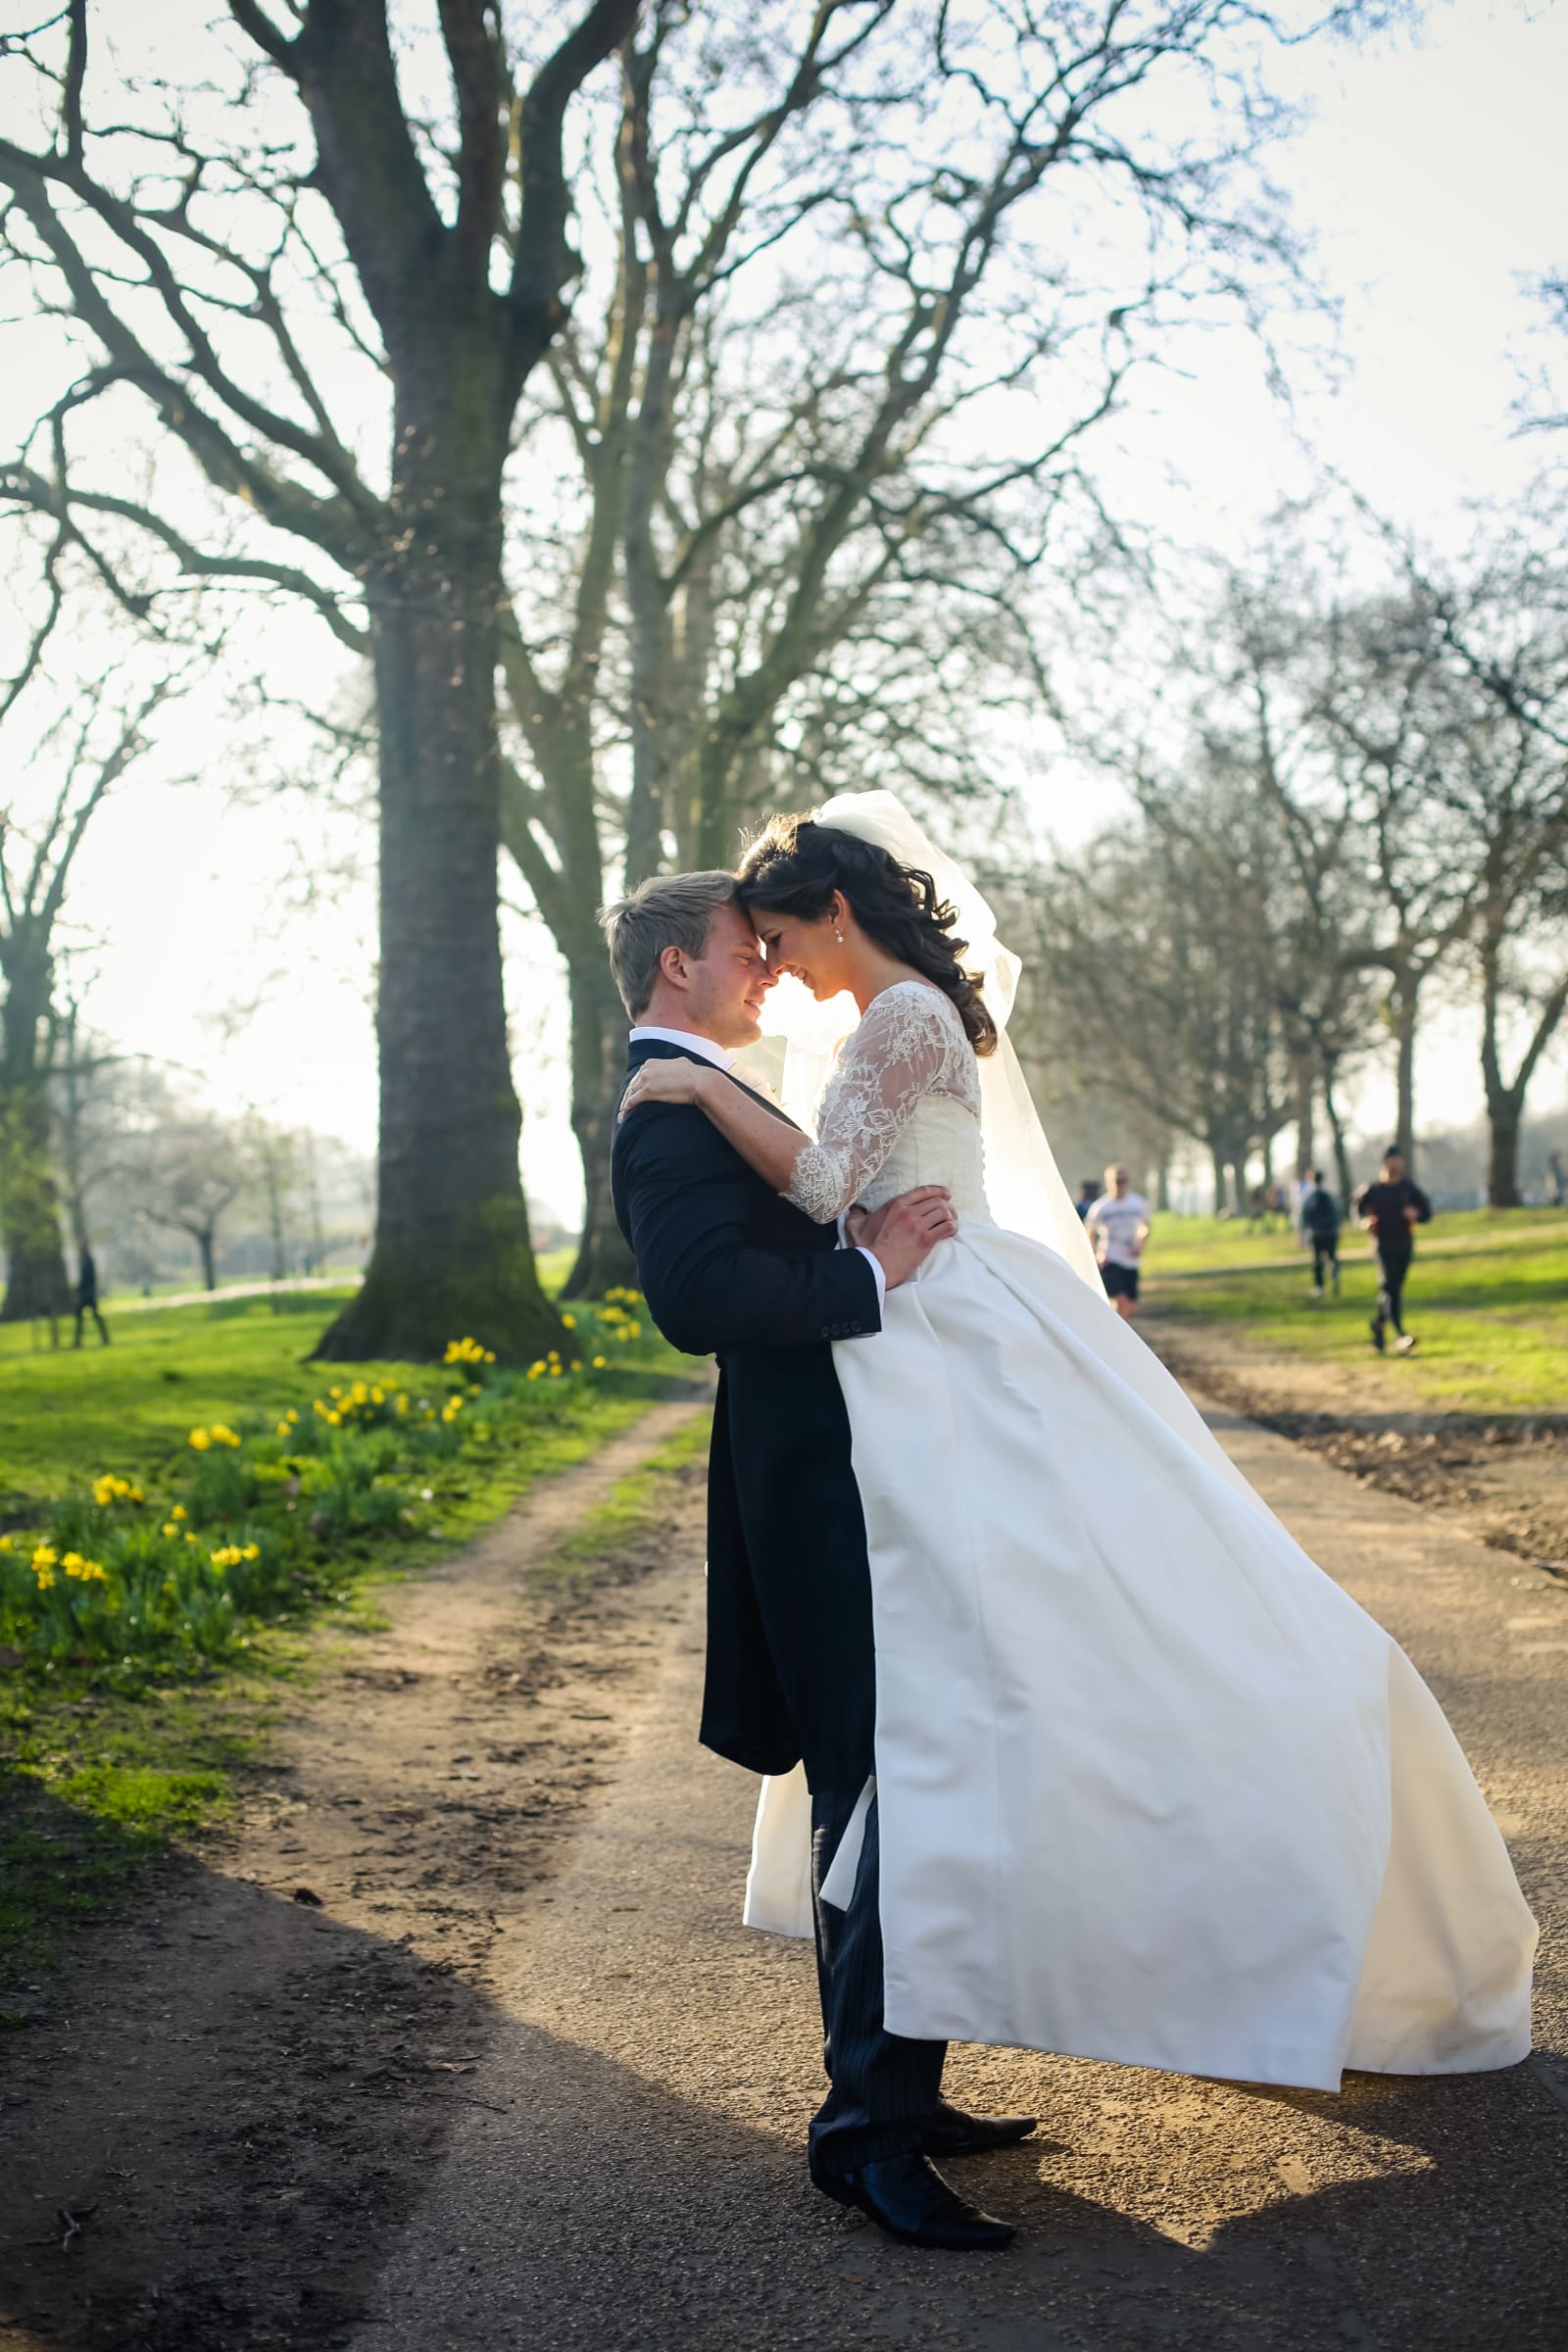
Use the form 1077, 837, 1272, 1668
0, 1288, 367, 1507
0, 1281, 705, 1974
1146, 1206, 1568, 1415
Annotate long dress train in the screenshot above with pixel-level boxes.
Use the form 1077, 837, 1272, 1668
742, 981, 1536, 2094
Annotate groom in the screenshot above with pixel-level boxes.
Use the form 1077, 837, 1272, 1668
605, 869, 1032, 2252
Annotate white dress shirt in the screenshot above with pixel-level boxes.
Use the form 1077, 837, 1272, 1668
627, 1026, 884, 1321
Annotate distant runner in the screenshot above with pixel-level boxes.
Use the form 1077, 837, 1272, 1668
1299, 1170, 1342, 1302
1355, 1148, 1432, 1354
1086, 1163, 1151, 1322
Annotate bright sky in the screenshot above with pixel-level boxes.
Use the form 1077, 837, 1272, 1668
10, 0, 1568, 1224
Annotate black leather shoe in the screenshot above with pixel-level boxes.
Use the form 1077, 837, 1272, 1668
922, 2099, 1038, 2159
811, 2151, 1016, 2249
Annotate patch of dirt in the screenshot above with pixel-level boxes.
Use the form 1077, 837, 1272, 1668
1142, 1312, 1568, 1582
0, 1400, 708, 2352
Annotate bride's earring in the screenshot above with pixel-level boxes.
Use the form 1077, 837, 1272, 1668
834, 926, 843, 943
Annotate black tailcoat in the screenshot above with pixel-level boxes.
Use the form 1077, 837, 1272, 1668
610, 1039, 879, 1789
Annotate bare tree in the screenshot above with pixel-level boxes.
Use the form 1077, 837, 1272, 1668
0, 664, 176, 1321
0, 0, 637, 1359
501, 0, 1358, 1287
243, 1113, 302, 1297
1397, 540, 1568, 1204
136, 1111, 245, 1294
1021, 797, 1286, 1215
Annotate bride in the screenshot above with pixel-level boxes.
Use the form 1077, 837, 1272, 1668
615, 790, 1536, 2093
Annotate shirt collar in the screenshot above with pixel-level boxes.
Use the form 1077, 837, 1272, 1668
628, 1025, 734, 1072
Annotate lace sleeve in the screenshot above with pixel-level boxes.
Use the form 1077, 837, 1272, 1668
783, 985, 967, 1223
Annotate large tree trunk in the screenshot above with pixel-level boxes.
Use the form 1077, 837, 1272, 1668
1389, 966, 1418, 1169
1479, 936, 1568, 1211
0, 1084, 71, 1324
197, 1225, 218, 1295
1484, 1099, 1524, 1210
1321, 1049, 1354, 1213
317, 417, 563, 1364
563, 951, 638, 1299
1291, 1049, 1315, 1176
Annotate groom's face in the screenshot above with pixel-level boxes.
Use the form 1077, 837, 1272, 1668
681, 902, 777, 1047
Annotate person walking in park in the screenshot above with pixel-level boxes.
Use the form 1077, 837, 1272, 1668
1299, 1170, 1343, 1301
1356, 1148, 1433, 1354
73, 1244, 109, 1348
1085, 1163, 1151, 1319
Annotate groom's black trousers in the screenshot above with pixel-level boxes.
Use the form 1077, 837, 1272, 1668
808, 1787, 947, 2172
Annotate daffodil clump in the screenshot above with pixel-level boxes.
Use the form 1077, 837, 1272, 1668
444, 1336, 497, 1367
523, 1290, 647, 1381
0, 1466, 276, 1666
0, 1301, 657, 1678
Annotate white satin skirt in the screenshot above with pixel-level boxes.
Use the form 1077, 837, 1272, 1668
743, 1221, 1536, 2092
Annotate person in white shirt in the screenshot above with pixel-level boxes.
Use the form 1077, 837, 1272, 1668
1085, 1163, 1151, 1319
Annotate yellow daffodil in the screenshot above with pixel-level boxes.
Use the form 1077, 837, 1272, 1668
162, 1521, 181, 1538
172, 1504, 187, 1520
370, 1386, 384, 1405
188, 1428, 212, 1450
63, 1553, 107, 1583
352, 1381, 368, 1404
31, 1544, 57, 1572
592, 1355, 607, 1369
34, 1560, 56, 1591
210, 1425, 240, 1447
562, 1313, 576, 1330
444, 1336, 491, 1365
395, 1393, 409, 1414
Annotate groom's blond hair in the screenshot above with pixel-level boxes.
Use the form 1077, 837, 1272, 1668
600, 869, 739, 1018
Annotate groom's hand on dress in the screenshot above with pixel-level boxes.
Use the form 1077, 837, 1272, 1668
864, 1186, 957, 1290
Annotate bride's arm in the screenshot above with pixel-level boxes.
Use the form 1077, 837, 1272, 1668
619, 1060, 806, 1195
617, 989, 956, 1224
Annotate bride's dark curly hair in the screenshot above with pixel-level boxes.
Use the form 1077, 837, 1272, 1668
736, 812, 999, 1057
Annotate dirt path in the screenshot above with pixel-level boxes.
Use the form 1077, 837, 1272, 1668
0, 1398, 705, 2352
344, 1399, 1563, 2352
3, 1389, 1563, 2351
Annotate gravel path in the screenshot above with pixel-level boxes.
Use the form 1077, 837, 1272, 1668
348, 1403, 1566, 2352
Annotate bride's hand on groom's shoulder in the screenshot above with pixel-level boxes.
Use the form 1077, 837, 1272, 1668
619, 1060, 714, 1119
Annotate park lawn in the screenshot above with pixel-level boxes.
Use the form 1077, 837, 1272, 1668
0, 1285, 707, 1975
1146, 1207, 1568, 1415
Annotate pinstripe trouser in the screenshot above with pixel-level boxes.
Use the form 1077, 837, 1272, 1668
808, 1786, 948, 2173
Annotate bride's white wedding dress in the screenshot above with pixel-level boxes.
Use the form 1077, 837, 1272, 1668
743, 977, 1536, 2092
